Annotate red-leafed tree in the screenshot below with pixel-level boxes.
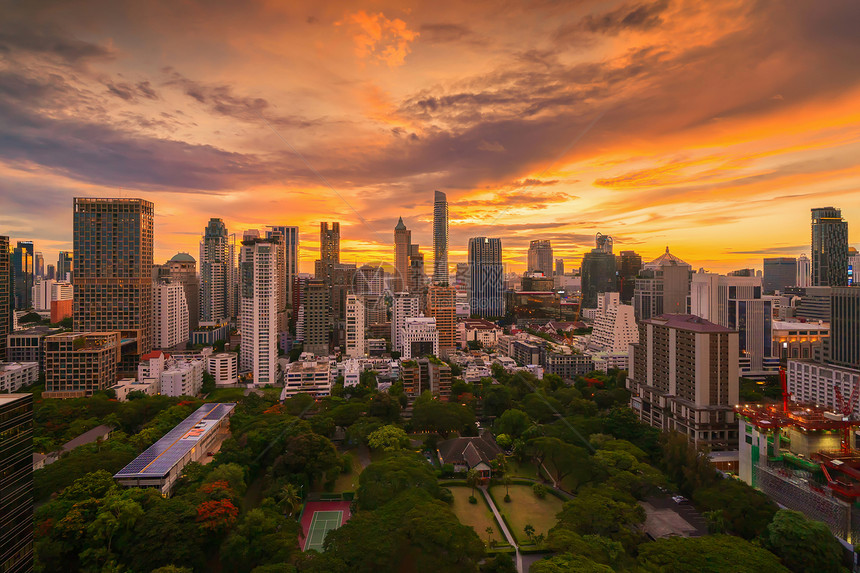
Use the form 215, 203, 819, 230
195, 499, 238, 532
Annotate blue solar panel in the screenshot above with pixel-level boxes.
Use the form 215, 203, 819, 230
114, 403, 236, 479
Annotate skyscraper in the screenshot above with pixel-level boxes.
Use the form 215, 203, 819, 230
811, 207, 849, 287
199, 218, 235, 324
527, 240, 553, 276
320, 222, 340, 264
427, 285, 456, 356
345, 293, 365, 358
264, 227, 288, 333
617, 250, 643, 303
267, 226, 299, 317
45, 264, 55, 281
555, 258, 564, 277
828, 287, 859, 369
167, 253, 199, 331
0, 236, 9, 361
468, 237, 504, 318
303, 279, 330, 356
433, 190, 449, 284
0, 393, 33, 573
11, 241, 33, 310
153, 281, 190, 350
394, 217, 411, 293
763, 257, 797, 294
57, 251, 73, 282
633, 247, 691, 320
797, 254, 811, 287
409, 243, 426, 304
34, 252, 44, 279
239, 235, 279, 385
74, 197, 154, 360
581, 235, 617, 309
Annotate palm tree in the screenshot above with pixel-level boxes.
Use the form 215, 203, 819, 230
485, 527, 494, 546
503, 475, 512, 497
466, 469, 480, 498
524, 524, 535, 544
278, 483, 302, 517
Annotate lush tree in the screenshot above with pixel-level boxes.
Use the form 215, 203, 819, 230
466, 468, 480, 498
495, 433, 513, 450
529, 437, 590, 487
763, 510, 844, 573
367, 425, 410, 451
602, 407, 660, 457
151, 567, 193, 573
411, 393, 475, 437
553, 489, 645, 549
521, 393, 563, 424
356, 452, 441, 510
196, 498, 239, 532
637, 534, 790, 572
692, 478, 777, 540
273, 433, 341, 487
480, 553, 517, 573
221, 504, 301, 573
368, 393, 401, 422
494, 409, 531, 438
530, 554, 614, 573
204, 463, 247, 496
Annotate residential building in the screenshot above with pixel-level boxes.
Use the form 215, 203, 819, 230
437, 432, 503, 479
199, 218, 236, 323
74, 198, 154, 369
427, 285, 456, 355
166, 253, 199, 331
0, 362, 38, 393
589, 292, 637, 353
303, 279, 330, 356
263, 227, 289, 333
401, 316, 439, 359
57, 251, 73, 282
812, 207, 849, 287
394, 217, 411, 293
11, 241, 34, 310
828, 287, 860, 368
527, 239, 553, 276
207, 352, 238, 386
401, 357, 451, 401
111, 378, 160, 401
191, 320, 230, 347
433, 190, 449, 284
0, 236, 9, 361
510, 339, 543, 366
239, 236, 279, 386
392, 294, 420, 355
457, 318, 501, 349
763, 257, 797, 294
115, 403, 235, 495
153, 281, 190, 350
0, 393, 33, 573
267, 225, 299, 318
367, 338, 386, 357
634, 247, 691, 320
468, 237, 504, 318
160, 359, 204, 397
544, 351, 594, 380
44, 332, 120, 398
6, 326, 61, 367
320, 222, 340, 264
138, 350, 168, 381
345, 294, 365, 357
281, 355, 332, 399
617, 250, 643, 303
627, 314, 739, 451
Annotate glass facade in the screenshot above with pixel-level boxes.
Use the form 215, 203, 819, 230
811, 207, 849, 287
0, 394, 33, 573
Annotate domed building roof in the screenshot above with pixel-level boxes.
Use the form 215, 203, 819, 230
169, 252, 196, 263
644, 246, 689, 269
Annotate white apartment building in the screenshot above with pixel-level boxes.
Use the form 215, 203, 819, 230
240, 236, 279, 386
160, 359, 204, 397
153, 281, 190, 350
392, 294, 420, 354
0, 362, 38, 392
343, 358, 361, 387
401, 316, 439, 359
345, 294, 366, 358
281, 356, 332, 399
138, 351, 168, 381
111, 377, 160, 401
207, 352, 238, 386
786, 360, 860, 418
589, 292, 638, 353
32, 279, 72, 311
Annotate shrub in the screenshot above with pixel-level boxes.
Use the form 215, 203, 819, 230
469, 495, 478, 504
504, 494, 511, 503
533, 483, 547, 499
439, 488, 454, 504
441, 463, 455, 478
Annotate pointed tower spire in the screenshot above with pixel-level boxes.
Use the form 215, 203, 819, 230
395, 217, 406, 230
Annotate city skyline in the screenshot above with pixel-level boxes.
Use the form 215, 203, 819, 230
2, 1, 860, 273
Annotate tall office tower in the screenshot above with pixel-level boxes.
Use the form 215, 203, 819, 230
267, 226, 299, 318
762, 257, 797, 294
167, 253, 199, 331
345, 294, 365, 358
555, 258, 564, 277
57, 251, 73, 282
690, 273, 773, 375
796, 254, 811, 288
811, 207, 849, 287
427, 285, 456, 355
0, 236, 9, 361
618, 250, 643, 303
199, 218, 236, 323
394, 217, 411, 293
303, 279, 330, 356
408, 244, 426, 303
468, 237, 504, 318
153, 281, 190, 350
34, 252, 44, 279
581, 235, 618, 309
633, 247, 691, 320
828, 287, 860, 368
392, 294, 420, 354
401, 316, 439, 359
74, 198, 154, 360
0, 393, 33, 573
527, 240, 553, 276
11, 241, 34, 310
433, 190, 449, 284
45, 264, 55, 281
320, 222, 340, 264
239, 236, 278, 385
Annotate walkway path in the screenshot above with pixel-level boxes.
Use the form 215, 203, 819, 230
480, 485, 523, 573
355, 445, 372, 469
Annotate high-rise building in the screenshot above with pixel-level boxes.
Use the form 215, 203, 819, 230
828, 287, 860, 368
57, 251, 73, 282
811, 207, 849, 287
34, 252, 44, 280
633, 247, 691, 320
45, 264, 55, 281
797, 253, 811, 288
392, 294, 420, 355
267, 226, 299, 319
166, 253, 199, 331
427, 285, 456, 356
588, 292, 638, 353
320, 222, 340, 264
401, 316, 439, 359
44, 332, 120, 397
345, 294, 365, 358
0, 393, 33, 573
408, 243, 426, 303
239, 236, 279, 385
303, 279, 330, 357
264, 228, 288, 333
527, 240, 553, 276
555, 258, 564, 277
627, 314, 739, 450
32, 278, 54, 311
433, 190, 449, 284
581, 236, 617, 309
11, 241, 34, 310
394, 217, 411, 293
617, 250, 643, 303
0, 236, 9, 361
153, 281, 190, 350
454, 263, 470, 292
763, 257, 797, 294
199, 218, 236, 324
596, 232, 613, 254
468, 237, 504, 318
73, 198, 154, 363
401, 358, 451, 401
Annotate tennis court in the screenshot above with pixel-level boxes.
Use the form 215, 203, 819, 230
303, 509, 344, 551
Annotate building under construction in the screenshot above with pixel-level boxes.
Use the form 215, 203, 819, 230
737, 401, 860, 542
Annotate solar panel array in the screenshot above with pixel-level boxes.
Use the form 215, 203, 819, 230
114, 402, 236, 479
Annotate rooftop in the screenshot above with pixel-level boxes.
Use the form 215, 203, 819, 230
0, 393, 31, 406
645, 314, 733, 333
644, 246, 690, 269
169, 252, 196, 263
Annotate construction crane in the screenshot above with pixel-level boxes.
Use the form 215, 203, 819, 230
833, 380, 860, 454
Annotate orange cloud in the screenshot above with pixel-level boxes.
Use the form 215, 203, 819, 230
341, 10, 418, 67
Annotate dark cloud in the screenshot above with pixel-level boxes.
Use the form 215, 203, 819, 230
0, 25, 113, 64
418, 23, 477, 44
106, 80, 160, 101
578, 0, 671, 35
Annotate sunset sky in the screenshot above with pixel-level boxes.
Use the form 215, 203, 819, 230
2, 0, 859, 274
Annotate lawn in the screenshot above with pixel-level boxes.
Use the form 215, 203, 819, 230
490, 484, 564, 545
506, 458, 542, 479
204, 387, 246, 402
331, 450, 364, 492
448, 486, 509, 548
